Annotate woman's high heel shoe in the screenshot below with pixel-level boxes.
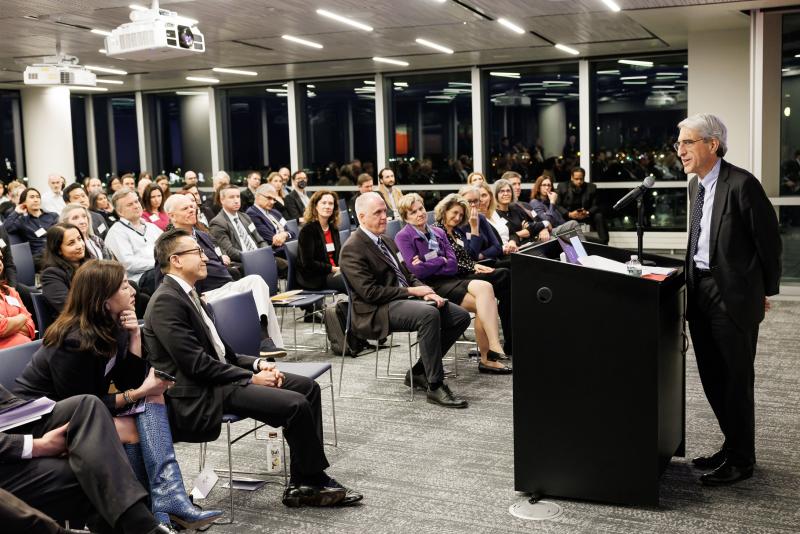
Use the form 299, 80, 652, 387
136, 402, 223, 529
478, 361, 512, 374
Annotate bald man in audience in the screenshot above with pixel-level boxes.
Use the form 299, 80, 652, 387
278, 167, 292, 196
41, 175, 66, 215
183, 170, 198, 188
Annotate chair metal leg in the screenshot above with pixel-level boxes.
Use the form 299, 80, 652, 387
227, 421, 235, 523
328, 370, 338, 447
281, 436, 288, 486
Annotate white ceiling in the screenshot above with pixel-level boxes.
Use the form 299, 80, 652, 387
0, 0, 796, 93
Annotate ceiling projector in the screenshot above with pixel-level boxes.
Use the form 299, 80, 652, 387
104, 7, 205, 61
24, 55, 96, 87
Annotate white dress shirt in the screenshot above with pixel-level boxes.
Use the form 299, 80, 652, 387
166, 274, 226, 360
692, 158, 721, 270
41, 191, 65, 215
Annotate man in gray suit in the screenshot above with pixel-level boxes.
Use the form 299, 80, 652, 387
209, 184, 268, 264
339, 192, 471, 408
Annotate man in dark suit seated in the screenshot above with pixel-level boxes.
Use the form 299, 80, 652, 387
339, 192, 471, 408
209, 185, 288, 277
347, 173, 374, 225
0, 385, 172, 534
239, 170, 262, 212
246, 183, 295, 260
284, 171, 310, 221
555, 167, 609, 244
145, 228, 362, 507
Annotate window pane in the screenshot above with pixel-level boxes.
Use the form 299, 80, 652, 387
71, 95, 90, 180
780, 14, 800, 199
780, 206, 800, 286
221, 85, 290, 183
93, 94, 140, 178
592, 55, 688, 183
388, 71, 472, 185
301, 79, 375, 185
596, 187, 687, 231
486, 64, 579, 183
0, 90, 22, 179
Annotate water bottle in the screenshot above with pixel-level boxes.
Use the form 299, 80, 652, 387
266, 431, 282, 473
626, 255, 643, 277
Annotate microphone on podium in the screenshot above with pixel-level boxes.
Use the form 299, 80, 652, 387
613, 176, 656, 211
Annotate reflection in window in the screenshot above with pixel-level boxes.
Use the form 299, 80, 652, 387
71, 96, 90, 180
0, 90, 22, 180
780, 14, 800, 200
388, 71, 472, 185
779, 207, 800, 285
592, 55, 688, 182
302, 79, 376, 185
596, 187, 687, 232
486, 64, 579, 183
93, 94, 140, 179
221, 85, 290, 183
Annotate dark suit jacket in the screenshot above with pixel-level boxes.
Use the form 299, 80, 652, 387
208, 210, 267, 263
143, 275, 257, 442
0, 225, 17, 287
246, 205, 295, 255
339, 228, 423, 340
556, 182, 599, 218
40, 264, 76, 314
0, 385, 27, 459
686, 159, 782, 329
284, 190, 308, 221
90, 210, 108, 238
296, 220, 340, 290
240, 188, 256, 212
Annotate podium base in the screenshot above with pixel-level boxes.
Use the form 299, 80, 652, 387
508, 498, 563, 521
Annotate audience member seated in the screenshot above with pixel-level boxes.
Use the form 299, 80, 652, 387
467, 171, 486, 186
141, 184, 169, 231
247, 183, 295, 264
60, 204, 114, 261
240, 170, 262, 212
377, 167, 402, 220
457, 185, 514, 266
529, 175, 581, 236
348, 173, 373, 223
555, 166, 609, 244
0, 249, 35, 349
155, 175, 171, 202
209, 185, 274, 266
145, 229, 361, 507
0, 180, 25, 218
285, 170, 310, 221
41, 175, 66, 215
109, 176, 123, 194
0, 224, 17, 287
395, 193, 511, 373
297, 190, 345, 293
104, 188, 163, 294
267, 171, 289, 217
86, 176, 103, 195
121, 174, 136, 192
203, 171, 230, 219
180, 184, 211, 229
183, 170, 198, 188
164, 194, 285, 355
89, 190, 118, 229
339, 192, 472, 408
432, 193, 513, 356
4, 187, 59, 264
40, 223, 89, 315
62, 183, 107, 238
493, 178, 550, 245
14, 260, 222, 530
501, 170, 530, 203
278, 166, 292, 196
0, 386, 174, 534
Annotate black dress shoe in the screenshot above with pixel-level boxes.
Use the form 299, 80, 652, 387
327, 478, 364, 505
148, 524, 179, 534
700, 461, 754, 486
692, 449, 726, 470
282, 483, 346, 507
426, 384, 468, 408
403, 370, 428, 390
478, 362, 512, 374
487, 349, 510, 361
260, 338, 288, 359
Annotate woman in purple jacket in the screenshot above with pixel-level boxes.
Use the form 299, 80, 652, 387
394, 193, 510, 373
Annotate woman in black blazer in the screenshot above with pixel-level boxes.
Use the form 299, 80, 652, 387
40, 223, 90, 315
296, 190, 345, 293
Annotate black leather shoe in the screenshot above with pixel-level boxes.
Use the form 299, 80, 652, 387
426, 384, 468, 408
692, 449, 726, 470
260, 337, 287, 359
282, 484, 346, 507
148, 525, 179, 534
478, 362, 512, 374
327, 478, 364, 505
403, 370, 428, 390
487, 349, 510, 361
700, 461, 754, 486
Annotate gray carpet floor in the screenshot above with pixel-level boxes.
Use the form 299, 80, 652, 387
174, 300, 800, 533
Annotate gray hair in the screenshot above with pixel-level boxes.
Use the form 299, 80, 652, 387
354, 191, 385, 216
256, 183, 278, 196
111, 187, 137, 210
678, 113, 727, 157
59, 203, 95, 237
212, 170, 230, 187
163, 192, 190, 214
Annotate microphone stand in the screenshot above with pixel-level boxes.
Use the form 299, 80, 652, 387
636, 197, 655, 266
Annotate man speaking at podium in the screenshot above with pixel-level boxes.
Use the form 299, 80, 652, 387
677, 114, 782, 486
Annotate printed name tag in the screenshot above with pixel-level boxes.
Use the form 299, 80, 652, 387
455, 239, 464, 247
109, 215, 117, 222
4, 295, 21, 308
214, 246, 223, 256
424, 250, 438, 261
0, 239, 6, 249
279, 218, 287, 226
98, 224, 107, 234
248, 223, 256, 233
149, 214, 160, 222
396, 252, 404, 263
34, 228, 47, 237
325, 242, 335, 252
387, 215, 393, 221
465, 232, 471, 240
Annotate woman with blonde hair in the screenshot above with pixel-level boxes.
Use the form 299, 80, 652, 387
467, 171, 486, 185
267, 171, 288, 217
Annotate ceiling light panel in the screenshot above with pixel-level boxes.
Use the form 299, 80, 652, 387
316, 9, 373, 31
415, 38, 454, 54
281, 35, 324, 49
373, 57, 409, 67
497, 18, 525, 35
212, 67, 258, 76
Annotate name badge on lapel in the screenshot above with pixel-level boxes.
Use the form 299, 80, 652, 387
34, 228, 47, 237
214, 246, 223, 257
325, 242, 335, 252
424, 250, 438, 261
248, 222, 256, 233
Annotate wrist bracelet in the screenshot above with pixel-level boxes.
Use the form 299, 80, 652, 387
122, 389, 135, 404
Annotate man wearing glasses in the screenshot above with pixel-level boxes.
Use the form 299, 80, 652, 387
246, 183, 293, 275
677, 113, 782, 486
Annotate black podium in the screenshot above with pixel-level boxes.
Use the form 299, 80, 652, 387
511, 241, 686, 506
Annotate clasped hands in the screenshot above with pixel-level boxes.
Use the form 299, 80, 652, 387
253, 361, 285, 388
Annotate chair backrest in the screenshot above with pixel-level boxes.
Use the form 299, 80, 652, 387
206, 290, 260, 355
385, 219, 402, 240
0, 339, 43, 390
285, 219, 299, 239
7, 232, 24, 246
241, 247, 279, 296
339, 229, 350, 246
338, 197, 347, 211
284, 240, 300, 291
10, 242, 35, 286
426, 211, 435, 225
29, 292, 55, 338
339, 211, 351, 231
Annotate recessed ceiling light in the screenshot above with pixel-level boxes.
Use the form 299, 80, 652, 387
69, 86, 109, 92
176, 91, 206, 96
90, 29, 111, 36
601, 0, 622, 12
212, 67, 258, 76
373, 57, 409, 67
86, 65, 128, 75
415, 38, 454, 54
98, 48, 107, 54
490, 72, 520, 79
281, 35, 324, 49
618, 59, 653, 67
316, 9, 373, 31
554, 43, 579, 55
95, 79, 124, 85
497, 18, 525, 35
186, 76, 219, 83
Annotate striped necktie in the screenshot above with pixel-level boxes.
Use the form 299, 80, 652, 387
687, 181, 705, 284
377, 238, 408, 287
